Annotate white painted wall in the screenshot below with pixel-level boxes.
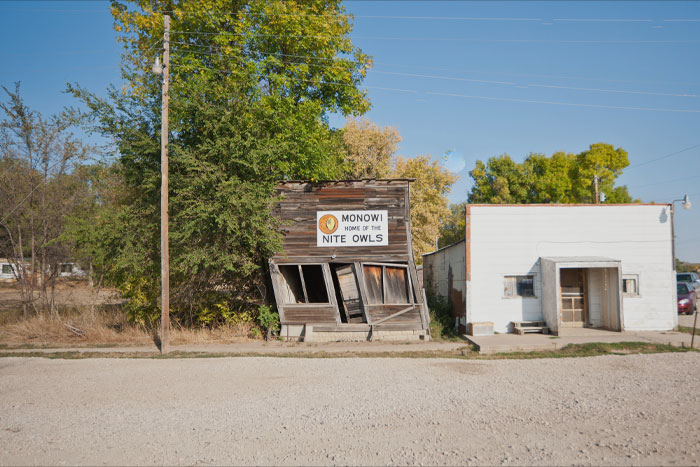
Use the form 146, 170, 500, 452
466, 205, 675, 333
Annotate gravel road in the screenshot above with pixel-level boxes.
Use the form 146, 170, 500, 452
1, 353, 700, 466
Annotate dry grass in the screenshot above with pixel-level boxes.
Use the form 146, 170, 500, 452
0, 308, 256, 349
0, 282, 258, 348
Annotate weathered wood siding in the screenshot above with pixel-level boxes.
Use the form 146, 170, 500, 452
282, 306, 338, 324
273, 180, 410, 262
270, 180, 430, 332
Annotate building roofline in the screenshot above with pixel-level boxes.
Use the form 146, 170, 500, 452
422, 238, 466, 257
277, 178, 415, 184
466, 202, 671, 207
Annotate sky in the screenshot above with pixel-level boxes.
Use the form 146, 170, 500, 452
0, 1, 699, 261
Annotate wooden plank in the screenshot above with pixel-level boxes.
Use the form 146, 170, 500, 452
404, 183, 430, 331
354, 261, 373, 324
268, 260, 287, 325
313, 323, 423, 332
321, 263, 342, 325
371, 306, 415, 325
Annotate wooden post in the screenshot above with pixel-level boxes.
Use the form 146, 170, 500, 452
160, 14, 170, 354
593, 175, 599, 204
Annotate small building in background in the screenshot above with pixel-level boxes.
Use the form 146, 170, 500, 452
423, 204, 676, 335
55, 262, 87, 279
269, 179, 430, 342
0, 259, 17, 282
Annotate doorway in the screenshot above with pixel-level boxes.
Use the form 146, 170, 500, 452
330, 264, 367, 324
560, 268, 586, 326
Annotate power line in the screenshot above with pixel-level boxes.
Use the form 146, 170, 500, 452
167, 63, 417, 94
372, 62, 700, 88
2, 6, 700, 25
373, 70, 700, 99
552, 18, 653, 23
167, 54, 700, 114
425, 91, 700, 114
165, 41, 700, 88
163, 45, 700, 101
526, 83, 698, 99
170, 30, 699, 44
629, 175, 700, 189
626, 143, 700, 170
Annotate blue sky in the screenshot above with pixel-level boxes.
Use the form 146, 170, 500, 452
1, 1, 699, 260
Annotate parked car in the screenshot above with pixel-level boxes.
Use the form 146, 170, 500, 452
677, 282, 697, 314
677, 272, 700, 293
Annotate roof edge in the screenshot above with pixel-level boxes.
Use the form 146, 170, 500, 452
422, 238, 466, 257
467, 203, 670, 207
278, 178, 415, 184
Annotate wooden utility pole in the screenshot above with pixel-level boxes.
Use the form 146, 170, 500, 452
160, 14, 170, 354
593, 175, 599, 204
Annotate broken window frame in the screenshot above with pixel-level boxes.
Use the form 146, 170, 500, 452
359, 262, 415, 306
275, 263, 332, 306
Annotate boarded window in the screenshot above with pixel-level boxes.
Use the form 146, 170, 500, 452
1, 264, 13, 275
504, 275, 535, 298
363, 265, 383, 305
278, 264, 330, 305
362, 264, 412, 305
385, 267, 410, 304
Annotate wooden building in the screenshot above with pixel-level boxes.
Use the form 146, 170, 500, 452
269, 180, 430, 341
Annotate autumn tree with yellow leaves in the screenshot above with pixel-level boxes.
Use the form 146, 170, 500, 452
340, 117, 457, 262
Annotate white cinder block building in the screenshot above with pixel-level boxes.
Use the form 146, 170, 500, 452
423, 204, 676, 335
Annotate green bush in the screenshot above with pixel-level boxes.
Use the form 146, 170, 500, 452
427, 291, 458, 340
256, 305, 280, 338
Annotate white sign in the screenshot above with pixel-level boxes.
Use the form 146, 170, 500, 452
317, 210, 389, 247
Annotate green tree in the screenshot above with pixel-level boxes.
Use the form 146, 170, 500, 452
337, 118, 458, 261
467, 144, 635, 204
437, 202, 466, 248
67, 0, 372, 326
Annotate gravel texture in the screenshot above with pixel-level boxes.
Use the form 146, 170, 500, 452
1, 353, 699, 466
679, 313, 699, 328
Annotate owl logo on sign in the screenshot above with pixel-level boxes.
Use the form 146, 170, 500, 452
318, 214, 339, 234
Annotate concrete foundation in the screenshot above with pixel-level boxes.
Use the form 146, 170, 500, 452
279, 325, 429, 342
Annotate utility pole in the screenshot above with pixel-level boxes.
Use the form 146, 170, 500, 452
160, 14, 170, 354
593, 175, 599, 204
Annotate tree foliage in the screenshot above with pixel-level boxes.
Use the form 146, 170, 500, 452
67, 0, 372, 326
338, 117, 457, 262
437, 202, 466, 248
0, 84, 94, 316
342, 117, 400, 179
393, 155, 457, 262
468, 143, 635, 204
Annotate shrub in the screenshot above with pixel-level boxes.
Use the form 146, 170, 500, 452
427, 291, 458, 340
256, 305, 280, 340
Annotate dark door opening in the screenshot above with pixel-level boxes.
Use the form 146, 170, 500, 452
560, 268, 587, 325
330, 264, 367, 324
